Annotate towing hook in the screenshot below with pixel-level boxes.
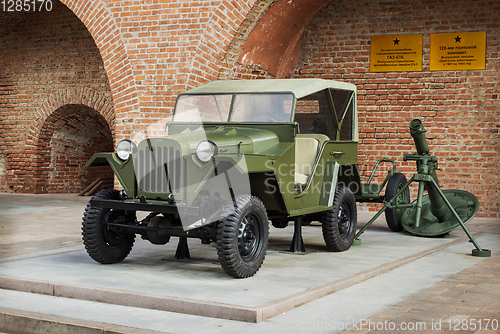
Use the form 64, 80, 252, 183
118, 190, 128, 200
168, 193, 176, 205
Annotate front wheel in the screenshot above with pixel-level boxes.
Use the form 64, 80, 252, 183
322, 186, 357, 251
216, 195, 269, 278
82, 189, 135, 264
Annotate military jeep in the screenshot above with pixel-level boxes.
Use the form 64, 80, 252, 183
83, 79, 406, 278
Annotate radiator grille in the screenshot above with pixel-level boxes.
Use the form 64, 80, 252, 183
136, 141, 182, 194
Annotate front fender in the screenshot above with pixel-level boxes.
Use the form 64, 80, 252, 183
86, 153, 136, 196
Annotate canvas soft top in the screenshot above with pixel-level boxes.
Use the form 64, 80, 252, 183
182, 79, 356, 99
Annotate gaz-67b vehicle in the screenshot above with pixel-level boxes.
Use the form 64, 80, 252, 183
83, 79, 407, 278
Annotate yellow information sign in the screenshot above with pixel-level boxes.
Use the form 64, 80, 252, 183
370, 34, 422, 72
430, 31, 486, 71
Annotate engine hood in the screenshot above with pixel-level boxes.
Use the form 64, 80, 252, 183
162, 126, 279, 155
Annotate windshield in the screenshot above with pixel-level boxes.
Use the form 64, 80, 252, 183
173, 93, 294, 123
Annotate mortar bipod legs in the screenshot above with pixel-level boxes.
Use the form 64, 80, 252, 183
353, 176, 414, 244
354, 175, 491, 258
428, 178, 491, 257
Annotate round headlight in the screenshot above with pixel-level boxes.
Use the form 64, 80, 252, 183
196, 140, 217, 162
116, 140, 136, 161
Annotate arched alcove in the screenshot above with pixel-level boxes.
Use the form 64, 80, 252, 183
35, 104, 113, 193
0, 1, 116, 193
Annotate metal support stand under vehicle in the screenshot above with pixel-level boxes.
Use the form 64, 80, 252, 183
175, 236, 191, 260
289, 216, 306, 253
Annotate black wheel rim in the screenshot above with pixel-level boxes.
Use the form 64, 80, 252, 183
338, 202, 354, 240
102, 210, 129, 248
238, 213, 262, 262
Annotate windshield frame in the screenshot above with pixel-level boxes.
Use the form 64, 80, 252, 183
172, 92, 297, 124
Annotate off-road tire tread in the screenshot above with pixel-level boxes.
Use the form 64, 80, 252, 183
322, 186, 357, 252
216, 195, 269, 278
384, 172, 409, 232
82, 189, 135, 264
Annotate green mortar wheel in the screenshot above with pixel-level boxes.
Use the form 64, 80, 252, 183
401, 189, 479, 237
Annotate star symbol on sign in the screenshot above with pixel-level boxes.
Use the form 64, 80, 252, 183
455, 35, 461, 43
393, 38, 400, 45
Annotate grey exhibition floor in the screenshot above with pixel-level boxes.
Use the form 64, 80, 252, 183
0, 193, 499, 333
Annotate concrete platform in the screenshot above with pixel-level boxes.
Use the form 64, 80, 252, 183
0, 193, 499, 333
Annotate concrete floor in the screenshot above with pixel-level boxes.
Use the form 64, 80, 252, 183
0, 193, 499, 333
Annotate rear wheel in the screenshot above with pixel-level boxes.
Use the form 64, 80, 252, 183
82, 189, 135, 264
216, 195, 269, 278
384, 173, 410, 232
322, 186, 357, 251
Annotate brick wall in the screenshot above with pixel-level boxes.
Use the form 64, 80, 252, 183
0, 0, 498, 216
0, 11, 26, 42
87, 0, 257, 139
286, 0, 500, 217
219, 0, 499, 217
0, 1, 114, 192
36, 104, 113, 193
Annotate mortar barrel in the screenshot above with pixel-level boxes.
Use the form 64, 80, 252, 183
409, 119, 448, 222
409, 119, 429, 155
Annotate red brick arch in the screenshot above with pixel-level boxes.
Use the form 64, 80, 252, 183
24, 88, 115, 193
236, 0, 332, 78
187, 0, 257, 88
59, 0, 139, 115
27, 87, 115, 148
188, 0, 320, 87
191, 0, 333, 82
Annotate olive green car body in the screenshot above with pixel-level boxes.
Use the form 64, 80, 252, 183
86, 79, 372, 223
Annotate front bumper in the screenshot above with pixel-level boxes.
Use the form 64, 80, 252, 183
90, 198, 201, 218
